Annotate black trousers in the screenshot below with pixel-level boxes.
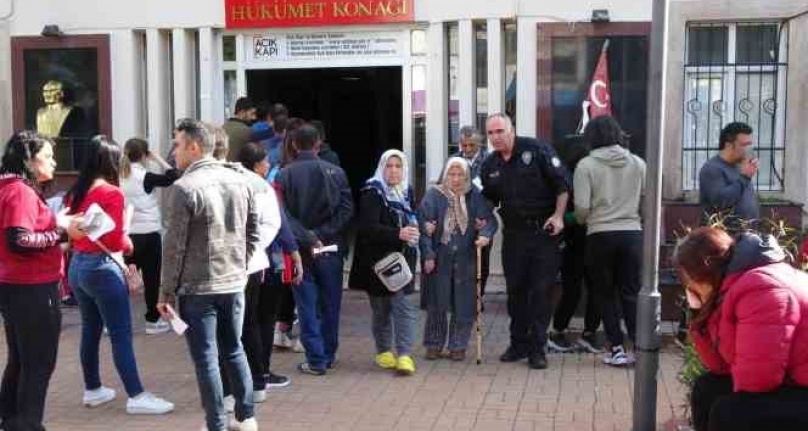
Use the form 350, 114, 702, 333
223, 271, 284, 393
126, 233, 162, 323
691, 373, 808, 431
0, 282, 61, 431
275, 282, 296, 327
479, 243, 492, 297
584, 231, 642, 347
258, 273, 284, 372
501, 230, 561, 352
553, 224, 600, 333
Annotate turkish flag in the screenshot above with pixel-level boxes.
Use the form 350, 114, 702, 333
586, 40, 613, 118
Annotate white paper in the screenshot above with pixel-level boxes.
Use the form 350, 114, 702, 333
313, 244, 339, 255
165, 305, 188, 335
82, 203, 116, 242
472, 177, 483, 191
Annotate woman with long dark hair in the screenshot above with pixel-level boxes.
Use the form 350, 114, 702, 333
677, 227, 808, 431
120, 138, 170, 335
65, 135, 173, 415
0, 131, 82, 430
574, 115, 645, 366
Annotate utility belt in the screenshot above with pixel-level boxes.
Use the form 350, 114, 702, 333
501, 213, 554, 233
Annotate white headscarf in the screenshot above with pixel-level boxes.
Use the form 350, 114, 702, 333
435, 157, 471, 244
366, 149, 411, 208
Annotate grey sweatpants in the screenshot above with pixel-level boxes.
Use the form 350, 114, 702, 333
368, 292, 418, 356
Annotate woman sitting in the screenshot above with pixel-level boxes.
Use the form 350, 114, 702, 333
676, 227, 808, 431
418, 157, 497, 361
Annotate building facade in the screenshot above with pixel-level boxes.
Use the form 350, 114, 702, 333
0, 0, 806, 213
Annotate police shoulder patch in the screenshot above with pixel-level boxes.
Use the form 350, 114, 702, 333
521, 151, 533, 166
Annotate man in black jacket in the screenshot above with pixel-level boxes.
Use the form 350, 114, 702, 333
480, 113, 570, 370
278, 124, 353, 375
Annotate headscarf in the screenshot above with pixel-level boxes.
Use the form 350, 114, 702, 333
436, 157, 471, 244
365, 149, 413, 215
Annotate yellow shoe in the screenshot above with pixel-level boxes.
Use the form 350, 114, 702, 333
396, 355, 416, 376
375, 352, 397, 369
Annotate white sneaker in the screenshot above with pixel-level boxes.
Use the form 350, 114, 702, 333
223, 395, 235, 413
292, 338, 305, 353
145, 319, 171, 335
83, 386, 116, 407
273, 329, 295, 349
253, 389, 266, 403
126, 392, 174, 414
603, 346, 635, 367
229, 417, 258, 431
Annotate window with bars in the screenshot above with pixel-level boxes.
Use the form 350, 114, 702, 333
682, 22, 788, 191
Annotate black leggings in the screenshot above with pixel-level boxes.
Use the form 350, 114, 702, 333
585, 231, 642, 347
691, 373, 808, 431
126, 233, 162, 323
0, 282, 61, 431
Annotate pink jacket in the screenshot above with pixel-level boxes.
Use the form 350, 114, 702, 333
690, 234, 808, 393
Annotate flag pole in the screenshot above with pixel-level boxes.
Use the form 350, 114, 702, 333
632, 0, 668, 430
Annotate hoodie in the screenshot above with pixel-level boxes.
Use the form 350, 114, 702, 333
690, 233, 808, 392
573, 145, 646, 235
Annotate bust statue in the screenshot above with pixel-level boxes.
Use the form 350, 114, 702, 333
36, 80, 74, 138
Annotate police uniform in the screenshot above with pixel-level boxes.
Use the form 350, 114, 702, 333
480, 136, 569, 358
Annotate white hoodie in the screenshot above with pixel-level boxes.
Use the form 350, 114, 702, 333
121, 162, 162, 234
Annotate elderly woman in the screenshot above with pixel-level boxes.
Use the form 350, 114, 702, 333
419, 157, 498, 361
677, 227, 808, 431
349, 149, 420, 376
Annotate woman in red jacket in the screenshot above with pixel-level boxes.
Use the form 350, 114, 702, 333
676, 227, 808, 431
65, 136, 173, 415
0, 131, 83, 431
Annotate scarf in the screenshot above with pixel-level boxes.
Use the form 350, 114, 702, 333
364, 149, 413, 216
436, 157, 471, 245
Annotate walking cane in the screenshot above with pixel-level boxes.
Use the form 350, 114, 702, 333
476, 245, 483, 365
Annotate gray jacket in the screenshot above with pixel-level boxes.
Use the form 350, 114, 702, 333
161, 158, 260, 296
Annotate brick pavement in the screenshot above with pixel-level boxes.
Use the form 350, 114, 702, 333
4, 291, 690, 431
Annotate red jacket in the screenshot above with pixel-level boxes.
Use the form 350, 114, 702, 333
690, 234, 808, 393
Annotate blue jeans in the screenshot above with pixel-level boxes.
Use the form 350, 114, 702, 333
68, 252, 144, 398
180, 293, 253, 430
292, 253, 343, 369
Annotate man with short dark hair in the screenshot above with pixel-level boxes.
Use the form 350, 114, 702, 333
223, 97, 256, 161
158, 119, 260, 431
699, 122, 759, 229
279, 124, 353, 375
480, 113, 570, 370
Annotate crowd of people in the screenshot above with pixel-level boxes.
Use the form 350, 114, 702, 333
1, 92, 807, 431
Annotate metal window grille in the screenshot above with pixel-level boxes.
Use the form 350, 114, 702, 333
682, 22, 789, 191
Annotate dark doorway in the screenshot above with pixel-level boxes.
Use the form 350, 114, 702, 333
247, 67, 403, 197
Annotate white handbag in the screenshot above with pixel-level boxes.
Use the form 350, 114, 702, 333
373, 252, 413, 292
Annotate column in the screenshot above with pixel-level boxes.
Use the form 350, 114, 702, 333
172, 28, 196, 122
457, 19, 476, 128
487, 18, 504, 117
198, 27, 216, 124
426, 21, 448, 185
146, 29, 170, 155
109, 30, 142, 142
0, 20, 11, 145
516, 17, 538, 136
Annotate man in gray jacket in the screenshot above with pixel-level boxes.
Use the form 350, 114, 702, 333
698, 122, 759, 230
158, 119, 260, 431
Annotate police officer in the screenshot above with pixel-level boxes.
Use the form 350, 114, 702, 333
480, 113, 569, 370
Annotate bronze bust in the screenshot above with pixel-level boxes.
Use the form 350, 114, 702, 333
36, 80, 74, 138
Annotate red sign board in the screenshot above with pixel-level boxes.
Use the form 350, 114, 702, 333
225, 0, 414, 29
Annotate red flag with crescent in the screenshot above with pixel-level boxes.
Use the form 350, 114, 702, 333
586, 40, 612, 118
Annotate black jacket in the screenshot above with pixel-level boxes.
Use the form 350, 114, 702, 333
278, 151, 354, 253
349, 187, 417, 297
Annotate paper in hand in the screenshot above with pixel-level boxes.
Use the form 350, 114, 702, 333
472, 177, 483, 191
164, 304, 188, 335
313, 244, 339, 255
82, 203, 116, 242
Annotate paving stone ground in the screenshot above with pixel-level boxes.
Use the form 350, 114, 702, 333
3, 291, 690, 431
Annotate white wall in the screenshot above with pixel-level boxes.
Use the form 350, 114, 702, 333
783, 13, 808, 211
